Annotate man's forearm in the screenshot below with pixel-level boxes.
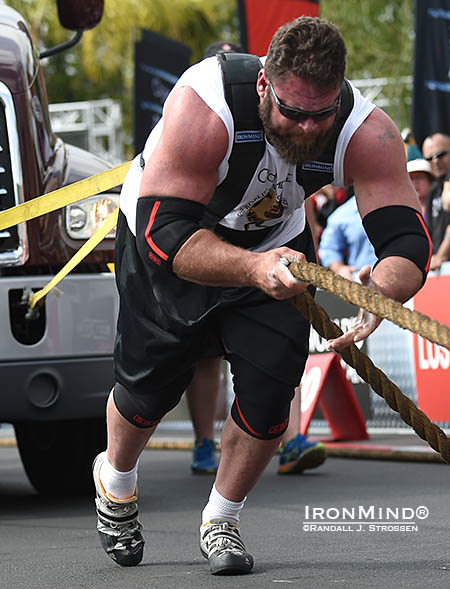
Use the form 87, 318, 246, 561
371, 256, 423, 303
172, 228, 258, 287
328, 260, 346, 274
435, 225, 450, 261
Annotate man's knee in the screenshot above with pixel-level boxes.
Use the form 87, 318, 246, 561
228, 354, 296, 440
113, 367, 194, 429
230, 396, 292, 440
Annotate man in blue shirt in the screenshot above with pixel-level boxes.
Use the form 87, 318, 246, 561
318, 194, 377, 279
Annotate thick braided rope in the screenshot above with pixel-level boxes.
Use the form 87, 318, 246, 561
291, 292, 450, 464
289, 261, 450, 351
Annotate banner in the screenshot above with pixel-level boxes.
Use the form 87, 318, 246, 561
134, 30, 191, 155
412, 274, 450, 421
238, 0, 319, 56
413, 1, 450, 149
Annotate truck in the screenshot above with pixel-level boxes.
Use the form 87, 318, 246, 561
0, 0, 119, 494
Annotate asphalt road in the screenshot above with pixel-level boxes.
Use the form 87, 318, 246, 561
1, 445, 450, 589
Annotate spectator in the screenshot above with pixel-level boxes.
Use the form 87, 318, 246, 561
406, 158, 433, 217
402, 128, 422, 161
203, 41, 243, 56
422, 133, 450, 270
318, 193, 377, 280
433, 178, 450, 269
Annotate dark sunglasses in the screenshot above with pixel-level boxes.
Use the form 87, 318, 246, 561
424, 150, 450, 162
269, 82, 340, 122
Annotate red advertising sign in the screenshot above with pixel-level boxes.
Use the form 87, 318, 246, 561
300, 352, 369, 441
239, 0, 320, 56
412, 274, 450, 420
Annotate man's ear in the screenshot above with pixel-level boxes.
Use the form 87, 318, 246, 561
257, 69, 268, 99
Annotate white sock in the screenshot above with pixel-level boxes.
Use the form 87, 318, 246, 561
99, 453, 138, 500
202, 483, 247, 524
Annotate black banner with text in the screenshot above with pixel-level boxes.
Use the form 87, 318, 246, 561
413, 1, 450, 149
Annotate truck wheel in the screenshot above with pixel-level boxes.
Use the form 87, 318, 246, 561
14, 418, 107, 496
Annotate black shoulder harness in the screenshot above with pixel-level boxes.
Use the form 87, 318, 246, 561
201, 53, 355, 229
201, 52, 264, 229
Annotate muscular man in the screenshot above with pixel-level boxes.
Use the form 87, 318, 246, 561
93, 17, 431, 575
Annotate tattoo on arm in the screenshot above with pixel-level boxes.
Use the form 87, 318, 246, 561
377, 126, 395, 147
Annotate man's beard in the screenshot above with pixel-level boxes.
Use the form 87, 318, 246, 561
258, 92, 333, 165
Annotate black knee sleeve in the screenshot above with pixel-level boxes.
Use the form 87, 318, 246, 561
113, 365, 194, 429
228, 355, 296, 440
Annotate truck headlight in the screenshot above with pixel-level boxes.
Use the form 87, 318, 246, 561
65, 193, 119, 239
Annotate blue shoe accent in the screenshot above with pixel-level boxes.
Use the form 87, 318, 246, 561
278, 433, 326, 474
191, 438, 218, 474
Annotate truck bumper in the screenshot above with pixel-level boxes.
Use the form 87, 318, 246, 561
0, 273, 118, 421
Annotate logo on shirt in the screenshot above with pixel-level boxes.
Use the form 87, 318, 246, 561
301, 161, 334, 173
235, 130, 264, 143
244, 188, 285, 230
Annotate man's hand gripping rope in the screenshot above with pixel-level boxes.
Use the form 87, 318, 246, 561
325, 265, 381, 351
263, 249, 309, 300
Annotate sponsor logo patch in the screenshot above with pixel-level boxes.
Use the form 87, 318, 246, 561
302, 161, 334, 173
235, 130, 264, 143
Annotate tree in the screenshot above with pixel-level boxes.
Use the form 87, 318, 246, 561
14, 1, 415, 150
321, 0, 414, 129
13, 0, 238, 153
14, 0, 238, 102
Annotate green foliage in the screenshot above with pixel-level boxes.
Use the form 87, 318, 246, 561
321, 0, 414, 79
12, 0, 238, 103
10, 1, 415, 150
321, 0, 414, 129
11, 0, 238, 155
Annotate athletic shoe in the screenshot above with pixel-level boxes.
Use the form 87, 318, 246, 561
93, 452, 145, 566
191, 438, 218, 474
200, 518, 254, 575
277, 433, 327, 475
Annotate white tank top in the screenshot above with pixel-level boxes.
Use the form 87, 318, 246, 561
120, 56, 375, 252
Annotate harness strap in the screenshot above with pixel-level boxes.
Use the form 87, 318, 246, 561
201, 53, 265, 230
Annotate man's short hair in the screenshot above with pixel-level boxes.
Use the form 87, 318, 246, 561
265, 16, 346, 89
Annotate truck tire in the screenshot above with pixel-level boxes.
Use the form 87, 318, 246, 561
14, 418, 107, 495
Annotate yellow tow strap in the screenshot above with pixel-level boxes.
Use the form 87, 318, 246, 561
28, 208, 119, 310
0, 161, 130, 231
0, 161, 131, 312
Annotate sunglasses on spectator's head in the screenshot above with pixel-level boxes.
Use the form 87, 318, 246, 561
424, 150, 450, 161
269, 82, 340, 122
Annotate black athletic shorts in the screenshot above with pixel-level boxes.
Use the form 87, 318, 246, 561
113, 211, 316, 439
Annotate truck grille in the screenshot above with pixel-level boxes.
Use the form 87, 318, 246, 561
0, 81, 26, 266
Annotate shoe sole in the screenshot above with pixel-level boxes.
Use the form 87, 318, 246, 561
191, 466, 218, 475
277, 443, 327, 475
200, 543, 253, 575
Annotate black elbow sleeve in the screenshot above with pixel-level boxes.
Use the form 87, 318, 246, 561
135, 196, 206, 273
362, 205, 432, 285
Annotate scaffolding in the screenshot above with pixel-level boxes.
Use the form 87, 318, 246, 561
351, 75, 413, 130
49, 98, 123, 165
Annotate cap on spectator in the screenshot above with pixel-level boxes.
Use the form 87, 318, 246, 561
407, 158, 433, 177
204, 41, 243, 58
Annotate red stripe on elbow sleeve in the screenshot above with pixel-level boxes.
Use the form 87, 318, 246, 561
144, 200, 169, 262
416, 212, 432, 272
